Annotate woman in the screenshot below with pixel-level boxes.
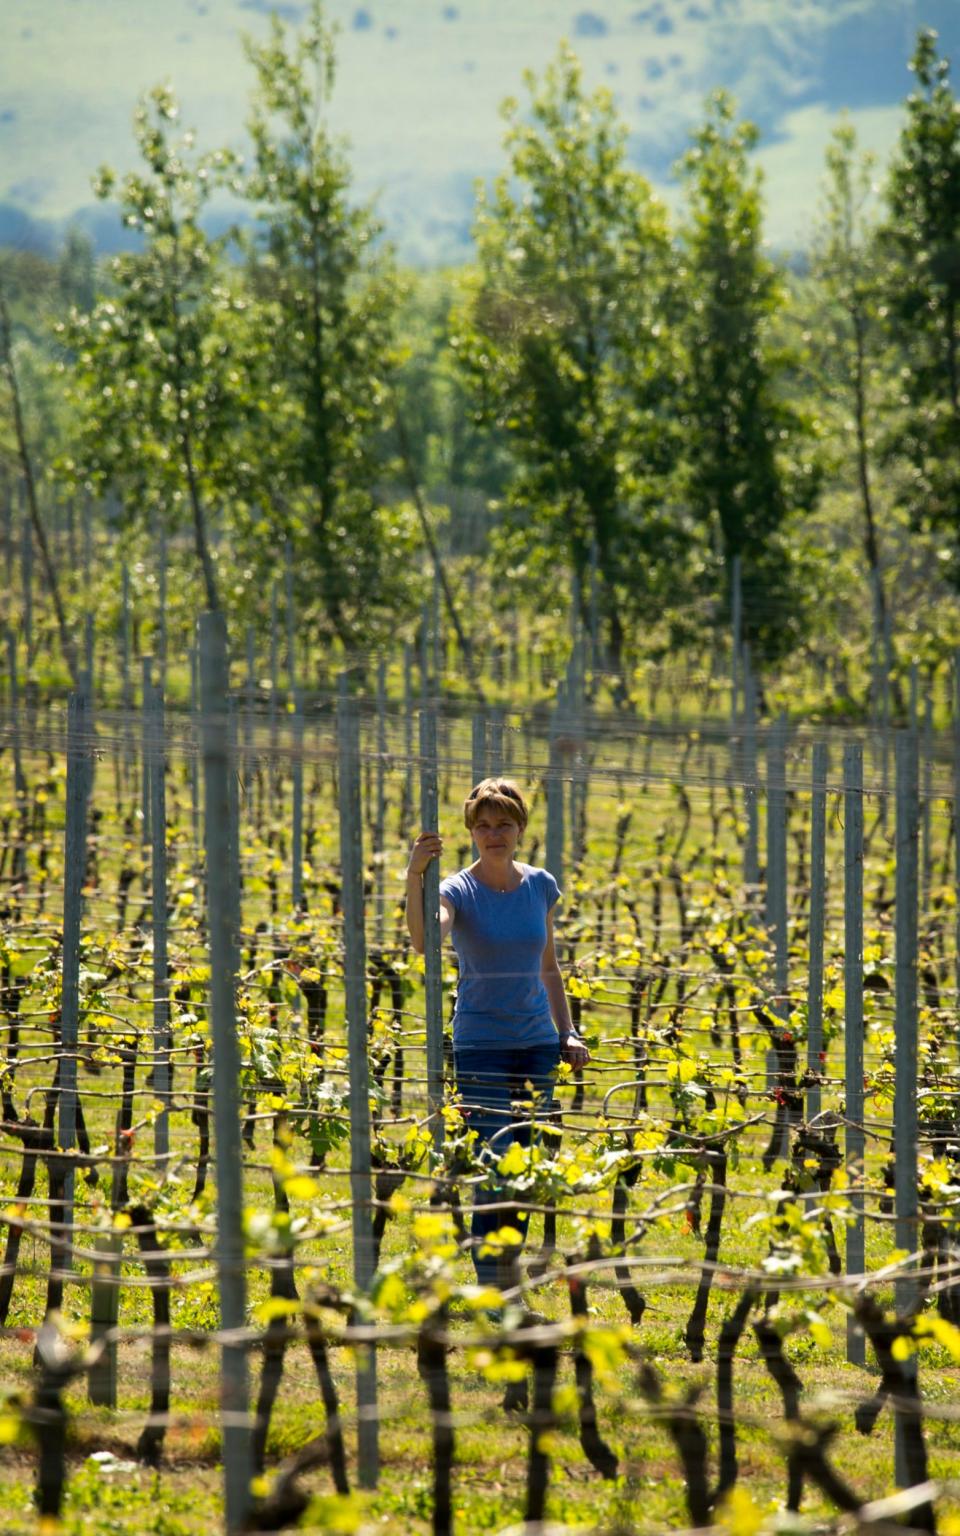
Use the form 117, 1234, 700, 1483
405, 777, 590, 1285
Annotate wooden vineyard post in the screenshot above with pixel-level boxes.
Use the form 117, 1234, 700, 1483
336, 675, 379, 1487
894, 728, 920, 1489
227, 698, 241, 943
6, 629, 25, 800
764, 715, 788, 1121
157, 523, 168, 696
1, 472, 10, 592
765, 715, 788, 997
59, 684, 91, 1266
89, 663, 121, 1403
420, 705, 445, 1150
802, 741, 827, 1124
5, 627, 26, 895
374, 659, 386, 944
21, 510, 33, 678
291, 688, 304, 914
730, 551, 742, 731
83, 614, 94, 701
881, 610, 892, 830
420, 596, 431, 700
567, 653, 585, 870
149, 682, 170, 1166
921, 688, 933, 911
287, 550, 303, 916
843, 742, 866, 1367
566, 599, 586, 864
471, 710, 485, 860
284, 538, 296, 698
120, 563, 131, 713
402, 642, 414, 839
89, 1137, 122, 1407
189, 642, 200, 856
588, 534, 600, 684
545, 692, 565, 890
121, 563, 133, 799
487, 707, 504, 776
954, 652, 960, 1017
198, 611, 252, 1533
82, 491, 92, 588
431, 562, 442, 690
243, 626, 256, 796
471, 709, 486, 786
269, 580, 279, 765
141, 657, 152, 849
742, 646, 759, 896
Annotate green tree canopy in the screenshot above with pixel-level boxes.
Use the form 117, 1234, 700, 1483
879, 28, 960, 581
677, 92, 821, 663
58, 86, 271, 609
241, 0, 419, 646
452, 44, 688, 676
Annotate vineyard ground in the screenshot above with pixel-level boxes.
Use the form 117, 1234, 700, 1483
1, 716, 958, 1532
0, 1222, 959, 1535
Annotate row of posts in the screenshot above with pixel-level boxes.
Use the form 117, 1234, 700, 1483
48, 611, 944, 1527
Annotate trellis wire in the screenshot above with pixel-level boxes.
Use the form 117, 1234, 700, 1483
1, 617, 958, 1529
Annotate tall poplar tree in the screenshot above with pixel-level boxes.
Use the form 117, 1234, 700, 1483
677, 92, 820, 663
241, 1, 416, 644
452, 45, 687, 677
59, 87, 269, 611
879, 28, 960, 579
809, 123, 894, 686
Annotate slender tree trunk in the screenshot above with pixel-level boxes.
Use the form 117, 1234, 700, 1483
852, 307, 903, 713
394, 405, 486, 701
945, 294, 958, 419
181, 430, 220, 612
0, 286, 78, 683
165, 230, 220, 613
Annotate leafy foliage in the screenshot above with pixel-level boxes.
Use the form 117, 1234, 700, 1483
56, 86, 272, 609
879, 28, 960, 581
452, 45, 689, 673
240, 0, 420, 644
677, 92, 823, 664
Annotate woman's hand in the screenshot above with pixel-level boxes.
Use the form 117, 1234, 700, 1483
561, 1031, 590, 1069
407, 831, 443, 877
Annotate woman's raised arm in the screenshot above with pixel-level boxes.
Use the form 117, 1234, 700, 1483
404, 831, 453, 953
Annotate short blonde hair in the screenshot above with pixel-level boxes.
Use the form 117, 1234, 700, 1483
463, 777, 528, 834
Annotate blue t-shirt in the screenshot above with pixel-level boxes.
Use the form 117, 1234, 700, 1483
439, 863, 561, 1048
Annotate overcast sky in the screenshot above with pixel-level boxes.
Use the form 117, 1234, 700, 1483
2, 0, 958, 262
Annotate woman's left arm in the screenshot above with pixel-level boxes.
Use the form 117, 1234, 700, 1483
542, 910, 590, 1068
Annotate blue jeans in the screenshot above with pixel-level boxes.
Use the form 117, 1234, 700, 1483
454, 1042, 561, 1286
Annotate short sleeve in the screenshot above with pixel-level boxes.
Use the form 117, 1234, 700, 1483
540, 870, 562, 911
439, 874, 462, 912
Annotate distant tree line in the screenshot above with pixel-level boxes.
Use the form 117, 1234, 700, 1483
0, 3, 958, 685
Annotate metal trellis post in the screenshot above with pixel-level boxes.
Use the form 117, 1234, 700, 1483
336, 674, 379, 1487
806, 741, 828, 1121
843, 742, 865, 1367
420, 705, 445, 1148
59, 685, 91, 1257
150, 683, 170, 1167
894, 728, 920, 1487
198, 611, 252, 1534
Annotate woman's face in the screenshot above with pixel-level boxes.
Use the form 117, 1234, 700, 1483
471, 807, 521, 859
